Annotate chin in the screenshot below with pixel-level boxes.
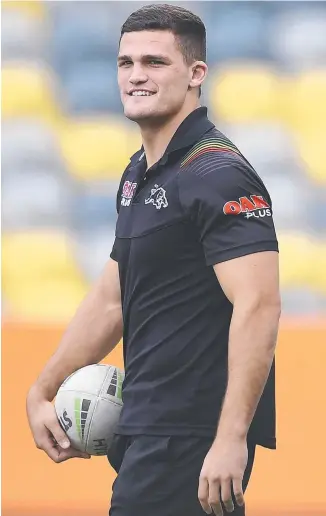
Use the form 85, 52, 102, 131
124, 107, 157, 123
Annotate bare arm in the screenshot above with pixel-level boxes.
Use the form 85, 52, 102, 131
213, 250, 281, 441
29, 258, 123, 401
26, 258, 123, 463
198, 251, 280, 514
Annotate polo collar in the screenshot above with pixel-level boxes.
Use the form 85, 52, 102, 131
129, 106, 215, 166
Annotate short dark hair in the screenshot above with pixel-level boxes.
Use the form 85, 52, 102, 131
120, 3, 206, 65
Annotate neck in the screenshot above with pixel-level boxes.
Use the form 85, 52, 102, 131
140, 100, 201, 169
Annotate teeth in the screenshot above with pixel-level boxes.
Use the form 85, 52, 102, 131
131, 91, 153, 96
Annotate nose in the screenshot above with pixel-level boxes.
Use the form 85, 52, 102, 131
129, 63, 148, 85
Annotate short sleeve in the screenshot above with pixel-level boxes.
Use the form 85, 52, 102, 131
178, 160, 279, 266
110, 238, 119, 262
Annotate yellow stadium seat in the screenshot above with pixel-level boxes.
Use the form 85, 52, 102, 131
2, 65, 60, 122
209, 63, 282, 123
286, 70, 326, 131
2, 0, 45, 18
278, 232, 312, 289
278, 232, 326, 294
295, 127, 326, 184
58, 118, 141, 181
307, 241, 326, 295
2, 231, 89, 322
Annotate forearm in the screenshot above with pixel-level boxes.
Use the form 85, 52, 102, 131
31, 277, 123, 401
216, 300, 280, 441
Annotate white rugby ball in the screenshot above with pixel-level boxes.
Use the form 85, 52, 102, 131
54, 364, 124, 456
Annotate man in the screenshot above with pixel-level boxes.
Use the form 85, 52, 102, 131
27, 4, 281, 516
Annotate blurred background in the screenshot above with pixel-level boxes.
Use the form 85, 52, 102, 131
1, 1, 326, 515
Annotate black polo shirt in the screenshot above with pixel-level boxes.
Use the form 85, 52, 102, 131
110, 107, 278, 449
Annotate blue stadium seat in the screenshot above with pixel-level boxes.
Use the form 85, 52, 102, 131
73, 227, 116, 282
1, 7, 46, 62
71, 181, 118, 231
307, 188, 326, 232
223, 122, 300, 180
2, 119, 64, 174
270, 8, 326, 69
50, 3, 119, 78
62, 61, 121, 115
281, 288, 326, 316
263, 174, 309, 232
2, 168, 72, 230
204, 4, 272, 63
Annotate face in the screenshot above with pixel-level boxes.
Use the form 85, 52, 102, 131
118, 30, 204, 124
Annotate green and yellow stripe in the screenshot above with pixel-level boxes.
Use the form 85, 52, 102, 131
74, 398, 82, 440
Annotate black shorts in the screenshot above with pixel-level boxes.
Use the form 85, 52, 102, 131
107, 434, 256, 516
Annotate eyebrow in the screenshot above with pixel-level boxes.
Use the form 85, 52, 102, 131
117, 54, 171, 63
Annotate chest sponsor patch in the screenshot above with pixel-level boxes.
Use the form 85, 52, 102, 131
121, 181, 137, 207
223, 195, 271, 219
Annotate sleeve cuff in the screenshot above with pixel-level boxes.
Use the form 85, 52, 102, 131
205, 240, 279, 266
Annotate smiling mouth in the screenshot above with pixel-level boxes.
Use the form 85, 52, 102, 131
129, 91, 156, 97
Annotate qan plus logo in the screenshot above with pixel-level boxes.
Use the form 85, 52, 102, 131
223, 195, 272, 219
121, 181, 137, 207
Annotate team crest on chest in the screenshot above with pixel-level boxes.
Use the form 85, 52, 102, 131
145, 184, 168, 210
121, 181, 137, 207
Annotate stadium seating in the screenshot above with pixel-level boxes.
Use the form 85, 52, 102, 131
209, 63, 282, 123
1, 7, 46, 62
61, 61, 122, 114
204, 3, 272, 63
287, 69, 326, 131
2, 64, 60, 122
295, 128, 326, 184
1, 0, 326, 319
50, 2, 119, 80
278, 233, 313, 289
270, 7, 326, 70
223, 122, 300, 180
2, 0, 45, 18
58, 118, 141, 180
2, 169, 72, 230
71, 180, 118, 231
73, 227, 116, 282
2, 231, 88, 321
2, 119, 63, 174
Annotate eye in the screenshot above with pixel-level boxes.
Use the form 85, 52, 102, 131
118, 60, 132, 67
149, 59, 164, 66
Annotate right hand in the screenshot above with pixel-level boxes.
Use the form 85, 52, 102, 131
26, 386, 91, 463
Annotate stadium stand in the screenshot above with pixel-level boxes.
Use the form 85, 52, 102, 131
2, 230, 88, 321
58, 118, 141, 180
2, 64, 60, 122
209, 63, 282, 123
2, 0, 326, 320
1, 6, 47, 62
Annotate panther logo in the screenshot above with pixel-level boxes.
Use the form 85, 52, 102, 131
144, 184, 168, 210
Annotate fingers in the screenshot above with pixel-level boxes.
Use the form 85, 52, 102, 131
53, 445, 91, 463
36, 425, 90, 463
199, 476, 224, 516
198, 475, 212, 514
41, 436, 90, 463
199, 476, 243, 515
221, 478, 234, 513
232, 478, 245, 508
207, 479, 223, 516
47, 415, 70, 449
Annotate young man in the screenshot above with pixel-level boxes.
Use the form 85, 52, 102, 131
26, 4, 281, 516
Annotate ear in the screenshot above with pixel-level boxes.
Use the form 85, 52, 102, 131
189, 61, 208, 89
